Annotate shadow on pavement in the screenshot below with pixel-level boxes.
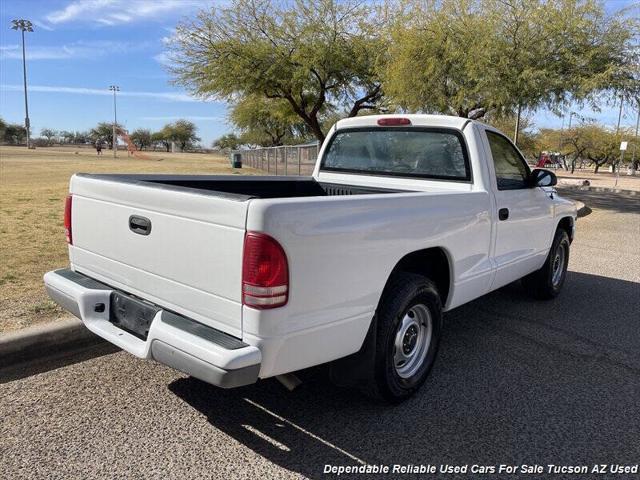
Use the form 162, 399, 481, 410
0, 341, 119, 384
558, 188, 640, 214
169, 271, 640, 479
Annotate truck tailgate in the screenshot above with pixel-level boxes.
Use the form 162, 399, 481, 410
68, 174, 247, 337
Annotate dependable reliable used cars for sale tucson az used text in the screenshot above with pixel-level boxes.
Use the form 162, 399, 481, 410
44, 114, 577, 403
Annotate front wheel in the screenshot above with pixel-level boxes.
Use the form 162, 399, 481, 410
362, 272, 442, 403
522, 229, 570, 299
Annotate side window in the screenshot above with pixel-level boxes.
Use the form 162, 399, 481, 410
486, 131, 530, 190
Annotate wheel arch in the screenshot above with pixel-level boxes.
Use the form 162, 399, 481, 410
383, 247, 452, 308
557, 216, 575, 243
330, 247, 451, 389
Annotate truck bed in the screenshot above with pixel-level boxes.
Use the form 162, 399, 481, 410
67, 173, 406, 339
76, 174, 403, 200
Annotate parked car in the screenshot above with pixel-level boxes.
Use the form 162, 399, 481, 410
44, 114, 576, 403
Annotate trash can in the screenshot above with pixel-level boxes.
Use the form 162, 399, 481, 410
231, 153, 242, 169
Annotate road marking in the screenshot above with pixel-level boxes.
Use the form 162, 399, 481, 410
242, 424, 291, 451
243, 397, 367, 465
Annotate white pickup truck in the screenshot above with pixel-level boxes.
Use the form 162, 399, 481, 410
44, 114, 576, 402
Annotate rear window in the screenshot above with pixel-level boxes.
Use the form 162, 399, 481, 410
320, 128, 470, 181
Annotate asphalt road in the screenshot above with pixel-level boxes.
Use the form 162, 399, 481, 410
1, 189, 639, 480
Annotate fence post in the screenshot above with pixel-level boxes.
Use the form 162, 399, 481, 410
232, 143, 319, 176
284, 146, 288, 176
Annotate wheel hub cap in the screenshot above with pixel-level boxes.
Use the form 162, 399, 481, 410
552, 243, 566, 287
393, 304, 433, 379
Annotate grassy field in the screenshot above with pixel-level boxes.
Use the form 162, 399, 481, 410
0, 145, 255, 333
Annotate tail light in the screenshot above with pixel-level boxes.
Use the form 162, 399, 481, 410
64, 194, 73, 245
377, 117, 411, 126
242, 232, 288, 309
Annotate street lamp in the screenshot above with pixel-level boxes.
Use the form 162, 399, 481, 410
630, 97, 639, 175
108, 85, 119, 157
567, 111, 575, 130
11, 19, 33, 148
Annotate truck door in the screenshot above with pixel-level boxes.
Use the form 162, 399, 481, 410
482, 128, 555, 290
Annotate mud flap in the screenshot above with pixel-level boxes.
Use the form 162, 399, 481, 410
328, 315, 377, 388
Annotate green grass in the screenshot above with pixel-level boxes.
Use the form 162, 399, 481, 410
0, 145, 257, 333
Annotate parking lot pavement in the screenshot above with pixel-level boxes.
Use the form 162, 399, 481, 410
1, 190, 639, 480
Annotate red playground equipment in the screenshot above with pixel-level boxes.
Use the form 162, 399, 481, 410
117, 128, 150, 159
536, 152, 562, 168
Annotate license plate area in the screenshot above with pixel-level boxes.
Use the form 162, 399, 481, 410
109, 291, 160, 340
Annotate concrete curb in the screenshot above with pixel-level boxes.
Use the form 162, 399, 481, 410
559, 185, 638, 196
0, 317, 105, 368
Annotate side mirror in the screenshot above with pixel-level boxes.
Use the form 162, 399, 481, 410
529, 168, 557, 188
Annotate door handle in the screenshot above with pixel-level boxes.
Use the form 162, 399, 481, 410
129, 215, 152, 235
498, 208, 509, 221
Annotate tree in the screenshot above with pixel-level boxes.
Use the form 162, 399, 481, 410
167, 120, 200, 151
230, 95, 306, 146
130, 129, 153, 150
59, 130, 74, 144
0, 117, 7, 141
565, 124, 620, 173
3, 123, 27, 145
152, 128, 172, 152
40, 128, 58, 145
212, 133, 241, 151
168, 0, 385, 142
59, 130, 88, 144
384, 0, 638, 120
90, 122, 122, 148
484, 113, 537, 158
73, 131, 91, 145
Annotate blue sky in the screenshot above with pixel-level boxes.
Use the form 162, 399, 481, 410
0, 0, 638, 146
0, 0, 229, 145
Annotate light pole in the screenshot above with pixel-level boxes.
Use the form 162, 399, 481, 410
615, 95, 624, 135
109, 85, 119, 157
11, 19, 33, 148
631, 97, 639, 174
513, 103, 521, 146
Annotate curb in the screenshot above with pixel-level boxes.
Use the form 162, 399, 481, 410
558, 185, 638, 196
0, 317, 106, 368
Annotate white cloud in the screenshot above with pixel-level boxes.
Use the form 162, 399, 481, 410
1, 84, 202, 103
46, 0, 208, 26
0, 40, 147, 61
153, 52, 173, 66
140, 115, 224, 121
31, 20, 55, 31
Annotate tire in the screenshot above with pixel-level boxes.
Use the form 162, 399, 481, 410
522, 229, 570, 300
362, 272, 442, 403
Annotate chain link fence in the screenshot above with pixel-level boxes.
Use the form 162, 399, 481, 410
231, 142, 319, 176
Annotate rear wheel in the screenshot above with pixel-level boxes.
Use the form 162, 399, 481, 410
362, 272, 442, 403
522, 229, 570, 299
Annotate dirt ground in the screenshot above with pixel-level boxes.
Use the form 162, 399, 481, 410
0, 145, 255, 333
554, 167, 640, 192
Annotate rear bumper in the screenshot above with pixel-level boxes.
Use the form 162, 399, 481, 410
43, 268, 261, 388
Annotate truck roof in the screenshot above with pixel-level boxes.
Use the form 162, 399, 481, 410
334, 114, 472, 131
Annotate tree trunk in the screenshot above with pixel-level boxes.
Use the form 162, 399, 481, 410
308, 116, 325, 143
282, 95, 325, 143
594, 163, 600, 174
